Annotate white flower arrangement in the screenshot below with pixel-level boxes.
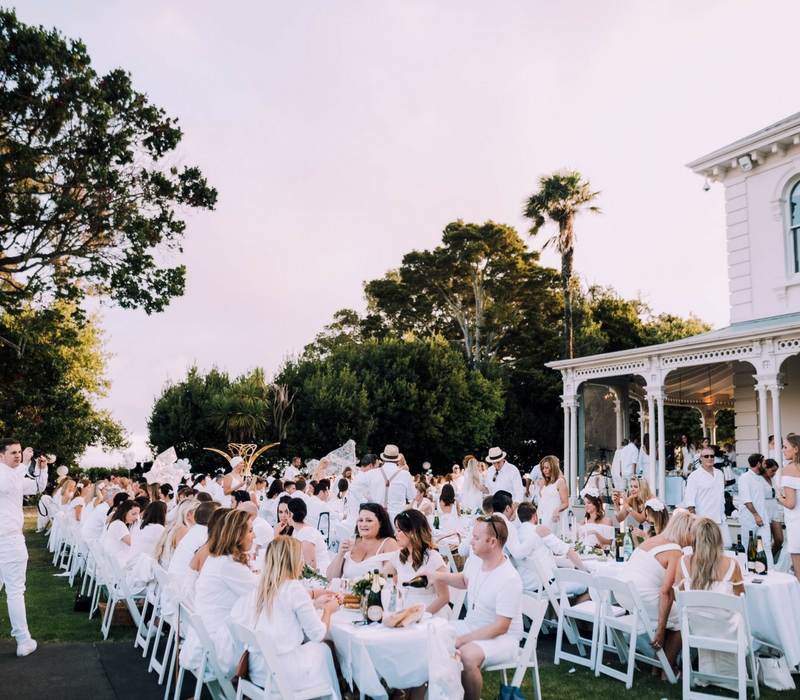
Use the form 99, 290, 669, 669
645, 498, 665, 512
580, 486, 600, 500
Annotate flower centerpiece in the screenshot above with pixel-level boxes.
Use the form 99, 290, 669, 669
302, 563, 328, 588
351, 570, 384, 598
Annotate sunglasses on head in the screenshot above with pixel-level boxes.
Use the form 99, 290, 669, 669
477, 514, 500, 539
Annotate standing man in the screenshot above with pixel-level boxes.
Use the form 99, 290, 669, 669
365, 445, 415, 521
283, 456, 302, 482
482, 447, 525, 507
0, 439, 49, 657
738, 453, 773, 567
685, 446, 731, 547
425, 514, 523, 700
619, 436, 640, 491
347, 455, 376, 521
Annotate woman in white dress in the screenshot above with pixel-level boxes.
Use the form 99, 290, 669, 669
578, 490, 614, 548
327, 503, 398, 580
681, 434, 696, 472
674, 518, 744, 690
180, 509, 258, 672
460, 457, 484, 511
616, 510, 694, 677
103, 500, 141, 567
287, 497, 330, 573
763, 458, 784, 559
777, 435, 800, 583
228, 536, 341, 699
152, 498, 199, 570
67, 481, 89, 522
126, 501, 167, 589
384, 509, 449, 617
436, 484, 461, 519
537, 456, 569, 535
410, 482, 434, 516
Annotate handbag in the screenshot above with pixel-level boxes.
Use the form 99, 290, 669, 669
74, 592, 92, 613
757, 649, 795, 691
497, 686, 527, 700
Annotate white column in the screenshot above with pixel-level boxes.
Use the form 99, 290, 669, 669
613, 396, 623, 449
646, 392, 656, 488
562, 399, 570, 484
770, 382, 783, 458
655, 390, 667, 500
638, 400, 646, 440
569, 398, 579, 499
756, 383, 770, 456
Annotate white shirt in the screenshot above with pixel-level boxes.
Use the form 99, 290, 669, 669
621, 443, 639, 478
293, 525, 330, 573
304, 494, 330, 530
283, 465, 301, 482
460, 555, 523, 641
389, 548, 448, 616
168, 524, 209, 586
82, 502, 111, 541
611, 448, 624, 482
738, 469, 769, 527
497, 512, 532, 560
684, 466, 726, 524
485, 462, 525, 504
348, 470, 372, 519
0, 462, 48, 537
365, 463, 416, 518
104, 520, 133, 566
252, 517, 274, 549
511, 521, 569, 591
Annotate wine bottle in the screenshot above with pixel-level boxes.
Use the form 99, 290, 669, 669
754, 536, 768, 575
386, 573, 397, 613
402, 575, 428, 588
615, 530, 625, 563
747, 532, 757, 574
433, 515, 440, 529
623, 529, 634, 561
735, 534, 747, 573
366, 569, 384, 623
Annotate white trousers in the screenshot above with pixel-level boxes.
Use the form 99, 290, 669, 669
741, 521, 775, 569
0, 533, 31, 644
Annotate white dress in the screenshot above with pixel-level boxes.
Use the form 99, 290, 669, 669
389, 548, 449, 618
782, 475, 800, 554
125, 523, 165, 589
538, 478, 566, 535
228, 584, 341, 700
460, 477, 484, 511
679, 557, 739, 690
341, 538, 394, 579
103, 520, 133, 567
180, 555, 258, 671
579, 521, 615, 548
293, 525, 331, 573
616, 542, 682, 630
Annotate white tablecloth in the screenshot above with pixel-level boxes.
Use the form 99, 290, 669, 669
328, 608, 449, 699
665, 476, 685, 506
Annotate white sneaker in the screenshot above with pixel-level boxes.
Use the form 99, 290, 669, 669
16, 639, 37, 657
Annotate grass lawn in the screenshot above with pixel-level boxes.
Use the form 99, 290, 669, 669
0, 510, 135, 643
1, 510, 795, 699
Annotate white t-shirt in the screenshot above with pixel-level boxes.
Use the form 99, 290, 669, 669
82, 503, 110, 541
462, 555, 523, 641
621, 443, 639, 478
283, 465, 301, 482
293, 525, 330, 573
104, 519, 133, 565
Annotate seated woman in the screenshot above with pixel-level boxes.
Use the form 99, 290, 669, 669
68, 480, 90, 522
260, 479, 284, 524
384, 509, 449, 617
126, 500, 167, 589
578, 489, 614, 548
437, 484, 461, 518
410, 482, 434, 516
287, 497, 331, 573
184, 507, 231, 610
228, 536, 341, 699
103, 500, 141, 567
616, 510, 694, 678
180, 509, 258, 672
59, 478, 77, 512
613, 476, 654, 528
631, 498, 670, 540
674, 518, 745, 690
273, 495, 294, 536
327, 503, 398, 580
152, 498, 199, 570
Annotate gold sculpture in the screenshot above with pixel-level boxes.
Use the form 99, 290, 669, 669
203, 442, 279, 475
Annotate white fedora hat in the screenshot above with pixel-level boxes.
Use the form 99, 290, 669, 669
380, 444, 401, 462
485, 447, 507, 463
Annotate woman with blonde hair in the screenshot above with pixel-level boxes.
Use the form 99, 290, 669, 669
537, 456, 569, 535
777, 433, 800, 583
153, 498, 199, 568
460, 457, 483, 511
614, 475, 654, 527
68, 480, 90, 522
228, 536, 341, 698
674, 518, 744, 689
58, 478, 77, 510
410, 481, 434, 515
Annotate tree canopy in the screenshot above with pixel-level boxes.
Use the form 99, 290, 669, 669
0, 9, 217, 334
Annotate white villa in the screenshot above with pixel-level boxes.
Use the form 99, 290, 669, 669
548, 111, 800, 501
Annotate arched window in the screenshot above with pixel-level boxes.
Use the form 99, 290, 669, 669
791, 181, 800, 273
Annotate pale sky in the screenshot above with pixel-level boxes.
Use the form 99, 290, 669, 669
13, 1, 800, 465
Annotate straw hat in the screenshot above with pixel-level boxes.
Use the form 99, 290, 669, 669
485, 447, 507, 463
380, 445, 401, 462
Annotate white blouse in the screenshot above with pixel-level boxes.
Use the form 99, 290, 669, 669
294, 525, 331, 573
104, 520, 133, 566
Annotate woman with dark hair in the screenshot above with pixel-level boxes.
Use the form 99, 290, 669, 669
674, 518, 744, 688
103, 500, 141, 566
437, 483, 461, 517
181, 509, 258, 672
126, 500, 168, 588
327, 503, 398, 580
384, 510, 449, 617
578, 489, 614, 547
274, 495, 294, 537
287, 497, 330, 573
260, 478, 284, 524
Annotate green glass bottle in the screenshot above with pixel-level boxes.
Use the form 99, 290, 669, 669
366, 569, 384, 623
754, 536, 768, 576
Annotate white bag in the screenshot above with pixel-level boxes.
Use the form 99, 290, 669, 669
757, 650, 796, 691
427, 623, 464, 700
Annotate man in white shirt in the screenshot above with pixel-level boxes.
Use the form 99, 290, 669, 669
0, 439, 49, 657
426, 514, 523, 700
482, 447, 525, 506
305, 479, 333, 530
620, 436, 640, 491
283, 457, 302, 482
168, 501, 219, 586
685, 446, 731, 547
611, 439, 627, 490
365, 445, 415, 521
491, 491, 531, 559
738, 453, 773, 567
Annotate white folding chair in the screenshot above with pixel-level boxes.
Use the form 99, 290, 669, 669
317, 512, 331, 548
134, 558, 163, 657
188, 612, 237, 700
594, 574, 677, 688
552, 568, 599, 669
484, 596, 549, 700
676, 589, 771, 700
101, 555, 145, 640
149, 583, 181, 686
226, 618, 335, 700
438, 543, 459, 574
448, 586, 467, 621
515, 558, 566, 638
171, 599, 205, 700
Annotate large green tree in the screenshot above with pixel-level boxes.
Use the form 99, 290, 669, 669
523, 171, 601, 360
0, 9, 217, 353
0, 301, 127, 465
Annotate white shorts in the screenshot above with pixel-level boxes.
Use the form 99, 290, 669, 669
452, 621, 520, 667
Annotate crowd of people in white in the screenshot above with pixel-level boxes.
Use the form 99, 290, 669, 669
1, 435, 799, 699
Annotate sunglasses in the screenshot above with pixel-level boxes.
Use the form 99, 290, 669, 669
492, 471, 499, 482
701, 454, 715, 459
477, 514, 500, 540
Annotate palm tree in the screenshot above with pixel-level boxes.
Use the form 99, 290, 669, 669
523, 170, 601, 359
